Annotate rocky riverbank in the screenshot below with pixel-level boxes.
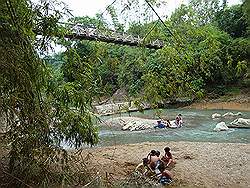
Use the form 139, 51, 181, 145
94, 88, 250, 115
85, 96, 250, 187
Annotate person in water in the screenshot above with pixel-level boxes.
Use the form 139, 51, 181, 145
161, 147, 175, 167
175, 114, 183, 127
154, 120, 166, 129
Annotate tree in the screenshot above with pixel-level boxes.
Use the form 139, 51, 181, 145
214, 4, 248, 38
0, 0, 98, 186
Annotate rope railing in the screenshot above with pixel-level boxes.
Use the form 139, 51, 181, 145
60, 22, 164, 49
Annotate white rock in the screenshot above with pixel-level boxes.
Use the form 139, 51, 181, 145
122, 121, 135, 130
213, 122, 229, 131
212, 113, 222, 119
230, 118, 250, 126
222, 112, 243, 118
222, 112, 234, 117
235, 112, 243, 116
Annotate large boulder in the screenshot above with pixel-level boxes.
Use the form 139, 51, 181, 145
95, 102, 150, 115
122, 120, 153, 131
104, 117, 154, 131
213, 122, 229, 131
230, 118, 250, 127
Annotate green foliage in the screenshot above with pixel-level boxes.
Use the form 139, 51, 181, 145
242, 0, 250, 36
214, 4, 248, 38
229, 37, 250, 62
1, 0, 249, 186
0, 0, 98, 186
69, 15, 107, 29
107, 5, 124, 32
54, 0, 248, 105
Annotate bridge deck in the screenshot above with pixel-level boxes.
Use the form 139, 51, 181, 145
64, 24, 164, 49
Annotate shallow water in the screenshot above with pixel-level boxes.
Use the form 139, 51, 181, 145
97, 109, 250, 147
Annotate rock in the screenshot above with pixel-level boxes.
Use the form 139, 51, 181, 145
212, 113, 221, 119
213, 122, 229, 131
230, 118, 250, 127
235, 112, 243, 116
222, 112, 242, 118
95, 102, 150, 115
108, 117, 183, 131
120, 117, 156, 131
122, 121, 136, 130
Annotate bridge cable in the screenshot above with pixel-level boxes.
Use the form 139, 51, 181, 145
144, 0, 174, 38
142, 20, 159, 43
99, 0, 118, 17
144, 0, 193, 65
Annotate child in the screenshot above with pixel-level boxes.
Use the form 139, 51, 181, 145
162, 147, 175, 167
145, 150, 164, 175
157, 161, 173, 185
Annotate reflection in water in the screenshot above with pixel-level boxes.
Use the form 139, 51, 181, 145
97, 109, 250, 147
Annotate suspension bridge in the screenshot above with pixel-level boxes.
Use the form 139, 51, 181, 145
62, 23, 164, 50
57, 0, 175, 50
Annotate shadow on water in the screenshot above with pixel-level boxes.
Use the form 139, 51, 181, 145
96, 108, 250, 147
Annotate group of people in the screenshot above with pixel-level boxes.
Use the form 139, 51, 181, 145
154, 114, 183, 129
135, 147, 175, 185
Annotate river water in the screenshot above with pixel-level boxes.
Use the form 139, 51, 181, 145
97, 109, 250, 147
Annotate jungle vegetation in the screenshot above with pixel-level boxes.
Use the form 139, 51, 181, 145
49, 0, 249, 105
0, 0, 249, 187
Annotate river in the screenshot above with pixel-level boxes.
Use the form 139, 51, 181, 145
97, 108, 250, 147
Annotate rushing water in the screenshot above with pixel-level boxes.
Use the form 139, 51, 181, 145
97, 108, 250, 147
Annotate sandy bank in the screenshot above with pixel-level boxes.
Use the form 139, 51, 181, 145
79, 141, 250, 187
184, 101, 250, 112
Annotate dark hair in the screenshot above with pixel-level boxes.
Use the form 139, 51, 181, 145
156, 150, 160, 157
150, 150, 157, 156
178, 114, 182, 116
142, 158, 149, 166
164, 147, 170, 152
158, 161, 165, 172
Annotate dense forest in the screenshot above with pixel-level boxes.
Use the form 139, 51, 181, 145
47, 0, 249, 106
0, 0, 249, 187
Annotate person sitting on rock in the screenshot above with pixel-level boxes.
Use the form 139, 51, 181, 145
154, 120, 166, 129
161, 147, 175, 167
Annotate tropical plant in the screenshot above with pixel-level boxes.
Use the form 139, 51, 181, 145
0, 0, 98, 186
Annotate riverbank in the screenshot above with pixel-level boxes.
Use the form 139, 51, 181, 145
79, 141, 250, 187
84, 98, 250, 187
184, 101, 250, 112
94, 90, 250, 116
